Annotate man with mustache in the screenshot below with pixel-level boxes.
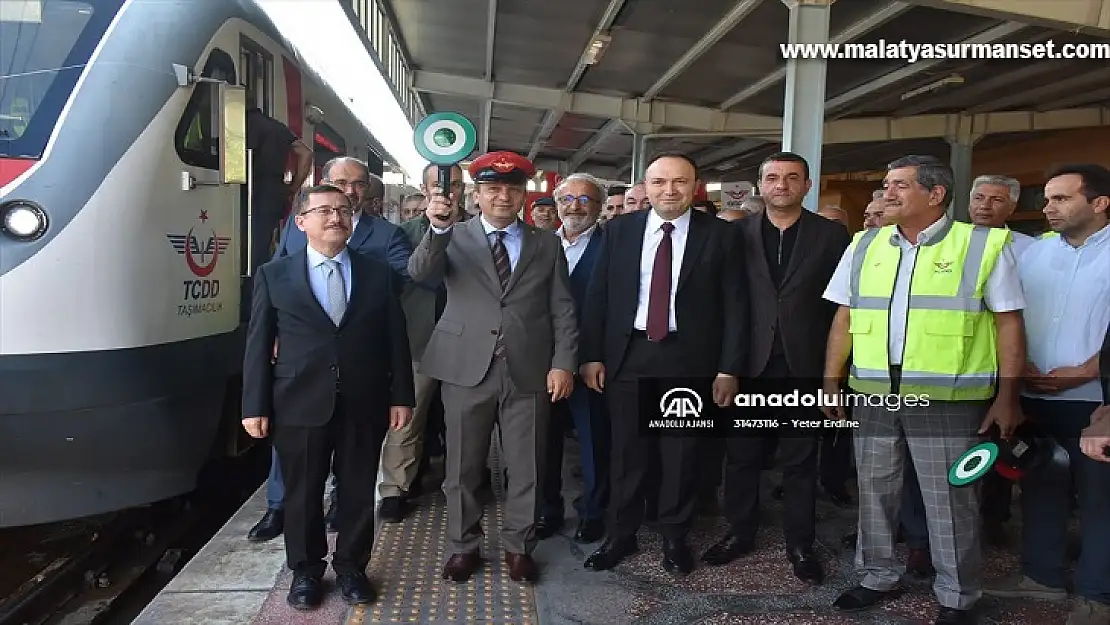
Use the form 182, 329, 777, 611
241, 184, 414, 609
969, 175, 1034, 259
536, 173, 609, 545
531, 196, 559, 230
409, 150, 578, 585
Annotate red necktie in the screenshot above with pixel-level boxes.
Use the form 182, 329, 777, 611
646, 222, 674, 342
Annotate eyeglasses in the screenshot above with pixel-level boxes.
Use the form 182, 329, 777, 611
300, 207, 354, 219
556, 194, 597, 207
326, 179, 368, 191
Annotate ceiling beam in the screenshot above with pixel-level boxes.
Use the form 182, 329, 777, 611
413, 70, 783, 133
1036, 84, 1110, 110
719, 2, 911, 110
567, 119, 625, 171
892, 60, 1061, 116
642, 0, 764, 100
527, 0, 629, 160
412, 71, 1110, 143
904, 0, 1110, 37
824, 21, 1025, 114
965, 67, 1110, 113
480, 0, 497, 154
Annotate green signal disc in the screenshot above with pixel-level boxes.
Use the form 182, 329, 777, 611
948, 441, 999, 487
414, 112, 477, 164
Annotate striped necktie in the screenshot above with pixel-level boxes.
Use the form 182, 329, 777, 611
490, 231, 510, 359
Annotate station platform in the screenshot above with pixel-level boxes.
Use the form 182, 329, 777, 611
136, 440, 1072, 625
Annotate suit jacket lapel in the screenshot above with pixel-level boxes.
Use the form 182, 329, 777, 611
505, 224, 536, 294
745, 213, 773, 287
460, 217, 503, 297
677, 209, 709, 291
347, 214, 373, 250
289, 250, 334, 327
780, 210, 814, 287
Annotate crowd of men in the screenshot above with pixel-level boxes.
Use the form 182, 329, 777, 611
238, 144, 1110, 625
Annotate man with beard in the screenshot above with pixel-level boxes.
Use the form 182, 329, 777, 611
246, 156, 412, 543
536, 173, 609, 545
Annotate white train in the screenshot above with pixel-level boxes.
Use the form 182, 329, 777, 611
0, 0, 400, 527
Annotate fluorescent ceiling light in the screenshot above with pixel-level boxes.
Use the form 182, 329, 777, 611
258, 0, 426, 178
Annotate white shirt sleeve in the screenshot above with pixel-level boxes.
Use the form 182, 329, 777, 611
822, 242, 855, 307
984, 242, 1025, 313
430, 224, 454, 235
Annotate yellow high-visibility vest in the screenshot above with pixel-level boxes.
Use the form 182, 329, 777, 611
847, 220, 1010, 400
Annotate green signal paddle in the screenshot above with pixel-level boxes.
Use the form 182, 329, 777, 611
413, 112, 477, 218
948, 441, 999, 487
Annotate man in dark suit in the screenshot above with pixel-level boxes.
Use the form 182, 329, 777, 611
247, 156, 413, 542
409, 151, 578, 585
536, 172, 609, 545
580, 151, 748, 575
701, 152, 849, 584
272, 157, 412, 284
241, 184, 414, 609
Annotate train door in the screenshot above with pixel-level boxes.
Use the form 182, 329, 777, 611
172, 48, 243, 333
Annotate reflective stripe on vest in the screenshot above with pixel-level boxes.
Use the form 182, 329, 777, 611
846, 221, 1006, 400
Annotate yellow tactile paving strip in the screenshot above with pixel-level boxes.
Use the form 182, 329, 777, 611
354, 493, 538, 624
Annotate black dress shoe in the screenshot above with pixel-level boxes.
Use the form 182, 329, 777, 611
379, 496, 404, 523
583, 537, 637, 571
337, 572, 376, 605
833, 585, 902, 611
702, 533, 754, 566
787, 546, 824, 584
534, 517, 563, 540
662, 537, 693, 575
286, 572, 323, 610
324, 498, 339, 532
574, 519, 604, 543
247, 509, 283, 542
935, 606, 975, 625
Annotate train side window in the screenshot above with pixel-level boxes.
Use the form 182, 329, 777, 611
174, 48, 237, 170
239, 37, 273, 116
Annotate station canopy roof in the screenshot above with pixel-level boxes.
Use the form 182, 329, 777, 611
383, 0, 1110, 182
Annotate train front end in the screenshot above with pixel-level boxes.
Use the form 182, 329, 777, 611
0, 0, 245, 527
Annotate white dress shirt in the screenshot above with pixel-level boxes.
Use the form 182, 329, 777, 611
1009, 229, 1034, 260
633, 209, 692, 332
1019, 225, 1110, 402
823, 217, 1025, 365
306, 244, 352, 314
558, 223, 597, 274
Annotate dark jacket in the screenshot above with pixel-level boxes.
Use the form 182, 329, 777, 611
242, 249, 415, 427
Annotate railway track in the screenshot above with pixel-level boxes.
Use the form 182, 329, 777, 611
0, 447, 268, 625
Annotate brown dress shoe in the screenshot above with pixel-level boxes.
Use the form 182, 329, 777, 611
442, 552, 482, 583
504, 552, 538, 584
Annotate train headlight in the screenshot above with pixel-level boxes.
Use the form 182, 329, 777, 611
1, 201, 49, 241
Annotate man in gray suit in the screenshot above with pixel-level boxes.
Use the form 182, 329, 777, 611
409, 151, 578, 585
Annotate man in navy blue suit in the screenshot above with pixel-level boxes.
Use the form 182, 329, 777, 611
536, 173, 610, 544
247, 156, 413, 543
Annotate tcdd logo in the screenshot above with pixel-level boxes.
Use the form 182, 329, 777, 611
659, 387, 703, 419
167, 210, 230, 278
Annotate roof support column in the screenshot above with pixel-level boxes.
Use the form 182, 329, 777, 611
631, 131, 647, 184
946, 115, 983, 222
780, 0, 833, 211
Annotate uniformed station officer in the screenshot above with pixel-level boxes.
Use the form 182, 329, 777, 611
821, 155, 1025, 625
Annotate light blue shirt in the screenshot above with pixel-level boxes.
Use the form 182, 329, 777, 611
1019, 224, 1110, 402
479, 215, 522, 272
430, 215, 523, 272
305, 245, 352, 316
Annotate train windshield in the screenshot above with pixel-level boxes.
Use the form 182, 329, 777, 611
0, 0, 122, 159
